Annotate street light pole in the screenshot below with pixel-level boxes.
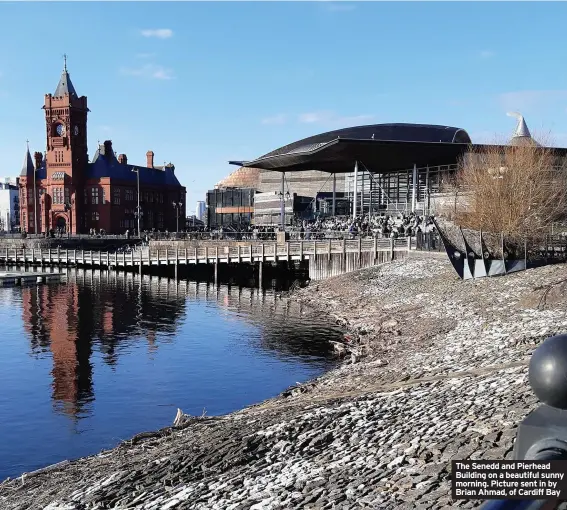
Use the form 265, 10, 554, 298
172, 201, 182, 233
132, 167, 141, 236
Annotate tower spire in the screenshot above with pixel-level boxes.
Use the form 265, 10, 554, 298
20, 141, 34, 177
54, 55, 77, 98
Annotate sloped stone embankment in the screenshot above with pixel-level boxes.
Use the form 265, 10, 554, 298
3, 254, 567, 509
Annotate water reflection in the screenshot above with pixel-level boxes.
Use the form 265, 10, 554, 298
19, 269, 334, 423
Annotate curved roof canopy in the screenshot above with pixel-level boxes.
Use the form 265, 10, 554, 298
230, 123, 473, 173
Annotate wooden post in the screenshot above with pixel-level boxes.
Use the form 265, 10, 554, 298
32, 247, 35, 265
157, 249, 160, 265
390, 237, 395, 260
524, 238, 527, 268
273, 242, 277, 262
299, 241, 303, 259
131, 250, 134, 266
261, 243, 265, 262
82, 249, 85, 264
205, 246, 209, 263
166, 248, 169, 265
373, 235, 377, 263
57, 246, 60, 263
74, 249, 77, 266
287, 241, 290, 261
185, 248, 188, 264
176, 247, 179, 266
66, 249, 69, 265
237, 245, 241, 264
215, 246, 219, 264
194, 247, 198, 263
249, 244, 252, 262
49, 248, 52, 264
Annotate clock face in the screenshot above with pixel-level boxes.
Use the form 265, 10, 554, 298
74, 125, 79, 136
56, 124, 65, 136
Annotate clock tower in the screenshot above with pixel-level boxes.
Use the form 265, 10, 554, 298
42, 56, 89, 233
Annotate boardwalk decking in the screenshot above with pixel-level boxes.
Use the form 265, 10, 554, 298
0, 238, 409, 268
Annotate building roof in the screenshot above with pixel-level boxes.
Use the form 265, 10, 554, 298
215, 167, 261, 189
507, 112, 541, 147
20, 146, 35, 177
54, 61, 78, 98
230, 123, 473, 173
89, 146, 182, 187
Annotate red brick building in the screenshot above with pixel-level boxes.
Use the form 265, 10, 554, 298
19, 60, 186, 235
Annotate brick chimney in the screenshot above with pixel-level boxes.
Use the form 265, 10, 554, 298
103, 140, 113, 156
146, 151, 154, 168
118, 154, 128, 165
34, 151, 43, 169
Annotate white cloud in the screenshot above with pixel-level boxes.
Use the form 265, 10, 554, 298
140, 29, 173, 39
298, 110, 375, 127
498, 90, 567, 112
121, 64, 174, 80
261, 114, 288, 125
480, 50, 495, 58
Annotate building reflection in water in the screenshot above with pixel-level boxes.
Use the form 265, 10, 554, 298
20, 269, 334, 422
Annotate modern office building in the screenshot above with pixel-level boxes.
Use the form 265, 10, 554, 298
0, 177, 20, 232
196, 201, 206, 221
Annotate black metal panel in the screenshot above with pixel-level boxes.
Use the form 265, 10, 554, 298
479, 230, 490, 276
460, 227, 476, 278
432, 218, 465, 279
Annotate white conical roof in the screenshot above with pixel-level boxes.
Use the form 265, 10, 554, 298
506, 112, 540, 146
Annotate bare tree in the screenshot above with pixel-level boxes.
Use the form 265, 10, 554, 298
452, 136, 567, 238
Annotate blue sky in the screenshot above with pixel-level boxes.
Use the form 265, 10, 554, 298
1, 2, 567, 212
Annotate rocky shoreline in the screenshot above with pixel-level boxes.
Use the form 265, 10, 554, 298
3, 254, 567, 509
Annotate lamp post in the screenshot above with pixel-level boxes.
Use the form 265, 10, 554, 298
64, 198, 73, 236
172, 201, 183, 233
132, 167, 141, 236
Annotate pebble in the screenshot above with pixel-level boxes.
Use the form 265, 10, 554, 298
4, 256, 566, 510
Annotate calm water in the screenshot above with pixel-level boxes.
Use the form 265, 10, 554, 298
0, 268, 340, 480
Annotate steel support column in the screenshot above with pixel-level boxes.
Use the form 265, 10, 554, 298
411, 163, 417, 213
332, 173, 336, 216
352, 161, 358, 220
280, 172, 285, 230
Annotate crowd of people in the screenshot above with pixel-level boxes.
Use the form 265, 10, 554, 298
295, 213, 435, 239
199, 213, 436, 241
19, 213, 436, 241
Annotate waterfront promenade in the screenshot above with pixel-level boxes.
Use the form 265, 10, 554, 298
0, 238, 412, 281
2, 254, 563, 509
